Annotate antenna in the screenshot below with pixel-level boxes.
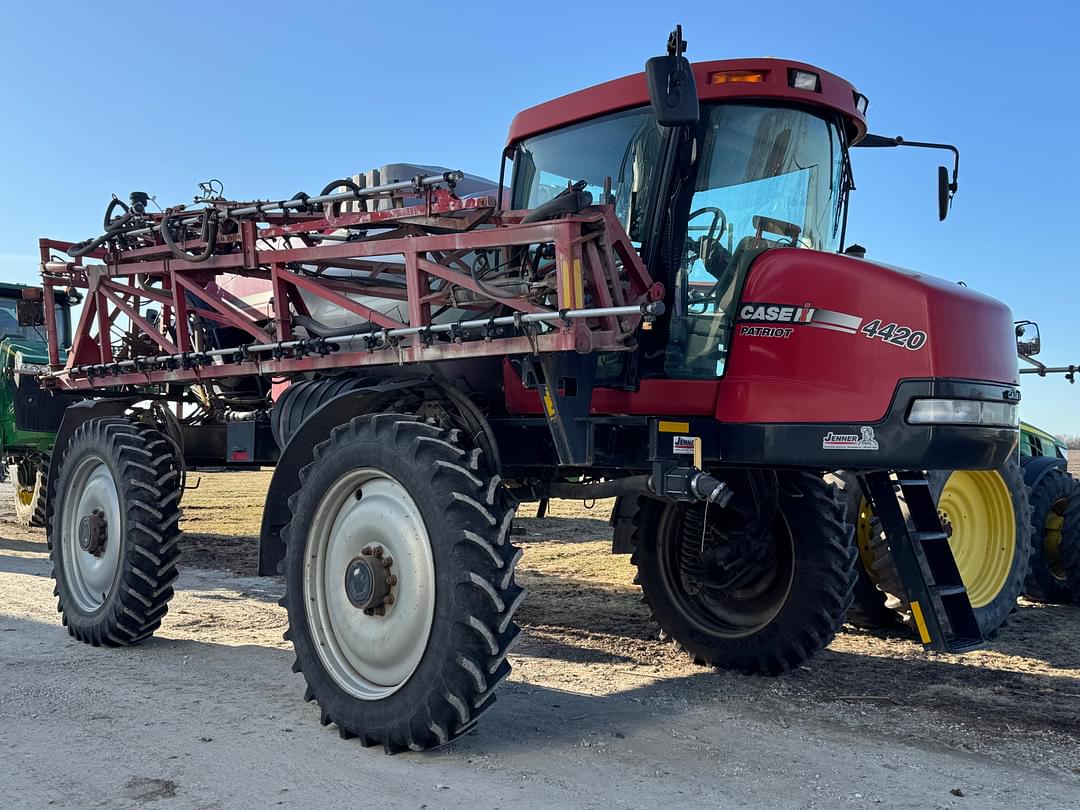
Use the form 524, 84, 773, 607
667, 24, 687, 57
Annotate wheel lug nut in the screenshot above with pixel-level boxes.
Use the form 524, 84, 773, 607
382, 557, 393, 568
387, 575, 398, 586
372, 546, 383, 558
374, 606, 385, 616
363, 608, 374, 616
361, 546, 373, 556
383, 594, 395, 605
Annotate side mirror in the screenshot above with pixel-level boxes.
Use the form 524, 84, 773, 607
16, 288, 45, 327
937, 165, 950, 221
646, 26, 699, 127
853, 135, 959, 221
1016, 320, 1041, 357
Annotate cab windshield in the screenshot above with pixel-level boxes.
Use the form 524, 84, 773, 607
0, 296, 71, 347
673, 104, 845, 378
511, 107, 663, 244
510, 102, 846, 380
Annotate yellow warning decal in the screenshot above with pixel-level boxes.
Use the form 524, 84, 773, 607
561, 258, 585, 308
542, 388, 556, 417
658, 420, 690, 433
909, 600, 932, 644
572, 258, 585, 308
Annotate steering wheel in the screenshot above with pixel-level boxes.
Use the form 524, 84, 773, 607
689, 206, 727, 247
685, 207, 731, 312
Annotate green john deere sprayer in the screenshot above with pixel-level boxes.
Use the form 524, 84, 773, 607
0, 282, 73, 526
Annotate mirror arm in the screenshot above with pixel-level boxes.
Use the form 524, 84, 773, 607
896, 139, 960, 190
854, 134, 960, 188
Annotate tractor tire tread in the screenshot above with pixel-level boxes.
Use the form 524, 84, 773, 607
47, 418, 182, 646
632, 472, 856, 676
1024, 466, 1080, 604
280, 413, 521, 753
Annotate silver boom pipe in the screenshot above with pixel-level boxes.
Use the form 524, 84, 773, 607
45, 301, 664, 378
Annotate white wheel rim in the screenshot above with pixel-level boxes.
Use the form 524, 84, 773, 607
303, 468, 436, 700
61, 457, 122, 612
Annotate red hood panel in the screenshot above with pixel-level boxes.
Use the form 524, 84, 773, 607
715, 249, 1018, 423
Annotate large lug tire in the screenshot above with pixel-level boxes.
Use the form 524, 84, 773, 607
866, 464, 1031, 639
9, 455, 48, 528
1061, 490, 1080, 603
281, 413, 523, 753
1023, 467, 1080, 604
48, 419, 182, 646
828, 472, 897, 629
631, 471, 856, 675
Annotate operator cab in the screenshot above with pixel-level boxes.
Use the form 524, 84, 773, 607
507, 59, 861, 383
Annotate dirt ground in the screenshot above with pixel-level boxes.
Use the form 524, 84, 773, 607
2, 471, 1080, 809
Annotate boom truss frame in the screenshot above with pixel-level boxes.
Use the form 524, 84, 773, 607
38, 180, 661, 392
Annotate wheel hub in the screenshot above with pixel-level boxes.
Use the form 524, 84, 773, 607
344, 545, 397, 615
937, 469, 1016, 609
78, 508, 108, 557
938, 509, 953, 538
669, 492, 793, 637
304, 470, 435, 699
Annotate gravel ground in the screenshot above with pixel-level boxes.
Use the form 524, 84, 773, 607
2, 472, 1079, 809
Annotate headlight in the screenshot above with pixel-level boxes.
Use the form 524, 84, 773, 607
789, 69, 820, 92
14, 355, 47, 376
907, 398, 1018, 427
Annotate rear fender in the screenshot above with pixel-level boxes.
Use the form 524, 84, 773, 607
45, 398, 139, 544
1019, 454, 1067, 490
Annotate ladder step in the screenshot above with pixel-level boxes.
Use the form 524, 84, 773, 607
933, 584, 968, 597
912, 530, 949, 544
862, 470, 984, 654
942, 636, 984, 654
896, 478, 933, 488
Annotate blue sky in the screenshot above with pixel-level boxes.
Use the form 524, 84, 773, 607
2, 2, 1077, 432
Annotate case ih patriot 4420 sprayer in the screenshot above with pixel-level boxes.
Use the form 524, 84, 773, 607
20, 30, 1022, 751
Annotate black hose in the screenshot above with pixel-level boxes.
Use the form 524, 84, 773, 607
67, 232, 114, 258
104, 197, 133, 233
319, 178, 363, 218
520, 181, 593, 224
160, 209, 218, 263
68, 197, 141, 257
544, 476, 651, 500
319, 178, 362, 198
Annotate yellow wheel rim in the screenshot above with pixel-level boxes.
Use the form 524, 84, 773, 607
937, 470, 1016, 608
854, 496, 877, 574
1043, 497, 1068, 580
16, 486, 33, 507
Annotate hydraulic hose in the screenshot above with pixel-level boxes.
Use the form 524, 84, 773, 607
544, 475, 651, 500
103, 198, 134, 233
319, 178, 363, 218
68, 197, 140, 257
520, 180, 593, 224
160, 209, 218, 263
67, 231, 114, 258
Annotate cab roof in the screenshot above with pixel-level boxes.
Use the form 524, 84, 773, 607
506, 58, 868, 148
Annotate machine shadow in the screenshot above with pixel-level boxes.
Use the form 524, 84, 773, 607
11, 500, 1076, 746
2, 584, 1077, 755
0, 528, 51, 578
0, 534, 49, 556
